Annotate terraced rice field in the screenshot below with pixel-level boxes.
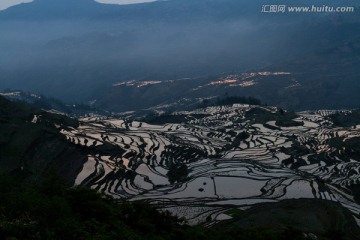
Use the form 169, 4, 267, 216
60, 105, 360, 225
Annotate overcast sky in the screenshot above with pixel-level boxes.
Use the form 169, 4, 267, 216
0, 0, 32, 10
0, 0, 158, 10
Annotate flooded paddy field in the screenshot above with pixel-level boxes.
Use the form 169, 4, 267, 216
61, 105, 360, 224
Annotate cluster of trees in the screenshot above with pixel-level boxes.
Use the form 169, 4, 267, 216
223, 131, 250, 150
167, 163, 189, 184
245, 107, 303, 127
329, 110, 360, 128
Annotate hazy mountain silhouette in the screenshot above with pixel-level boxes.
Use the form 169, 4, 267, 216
0, 0, 106, 19
0, 0, 359, 109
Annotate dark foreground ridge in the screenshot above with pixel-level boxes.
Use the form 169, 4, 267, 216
218, 199, 360, 240
0, 174, 358, 240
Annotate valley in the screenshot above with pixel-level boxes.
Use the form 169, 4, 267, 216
58, 104, 360, 226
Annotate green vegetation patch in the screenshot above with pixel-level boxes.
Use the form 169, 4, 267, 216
329, 109, 360, 128
167, 163, 189, 184
245, 107, 303, 127
225, 208, 244, 218
223, 131, 250, 150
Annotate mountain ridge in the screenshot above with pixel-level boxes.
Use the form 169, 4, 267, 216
0, 0, 359, 111
0, 0, 107, 20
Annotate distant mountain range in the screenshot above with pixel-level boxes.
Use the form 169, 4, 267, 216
0, 0, 359, 111
1, 0, 358, 21
93, 37, 360, 112
0, 0, 274, 21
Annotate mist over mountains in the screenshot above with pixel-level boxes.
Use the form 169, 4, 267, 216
0, 0, 359, 111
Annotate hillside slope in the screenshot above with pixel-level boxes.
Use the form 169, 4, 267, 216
0, 96, 86, 184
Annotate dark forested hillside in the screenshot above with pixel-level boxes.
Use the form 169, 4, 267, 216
0, 96, 85, 184
0, 173, 357, 240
